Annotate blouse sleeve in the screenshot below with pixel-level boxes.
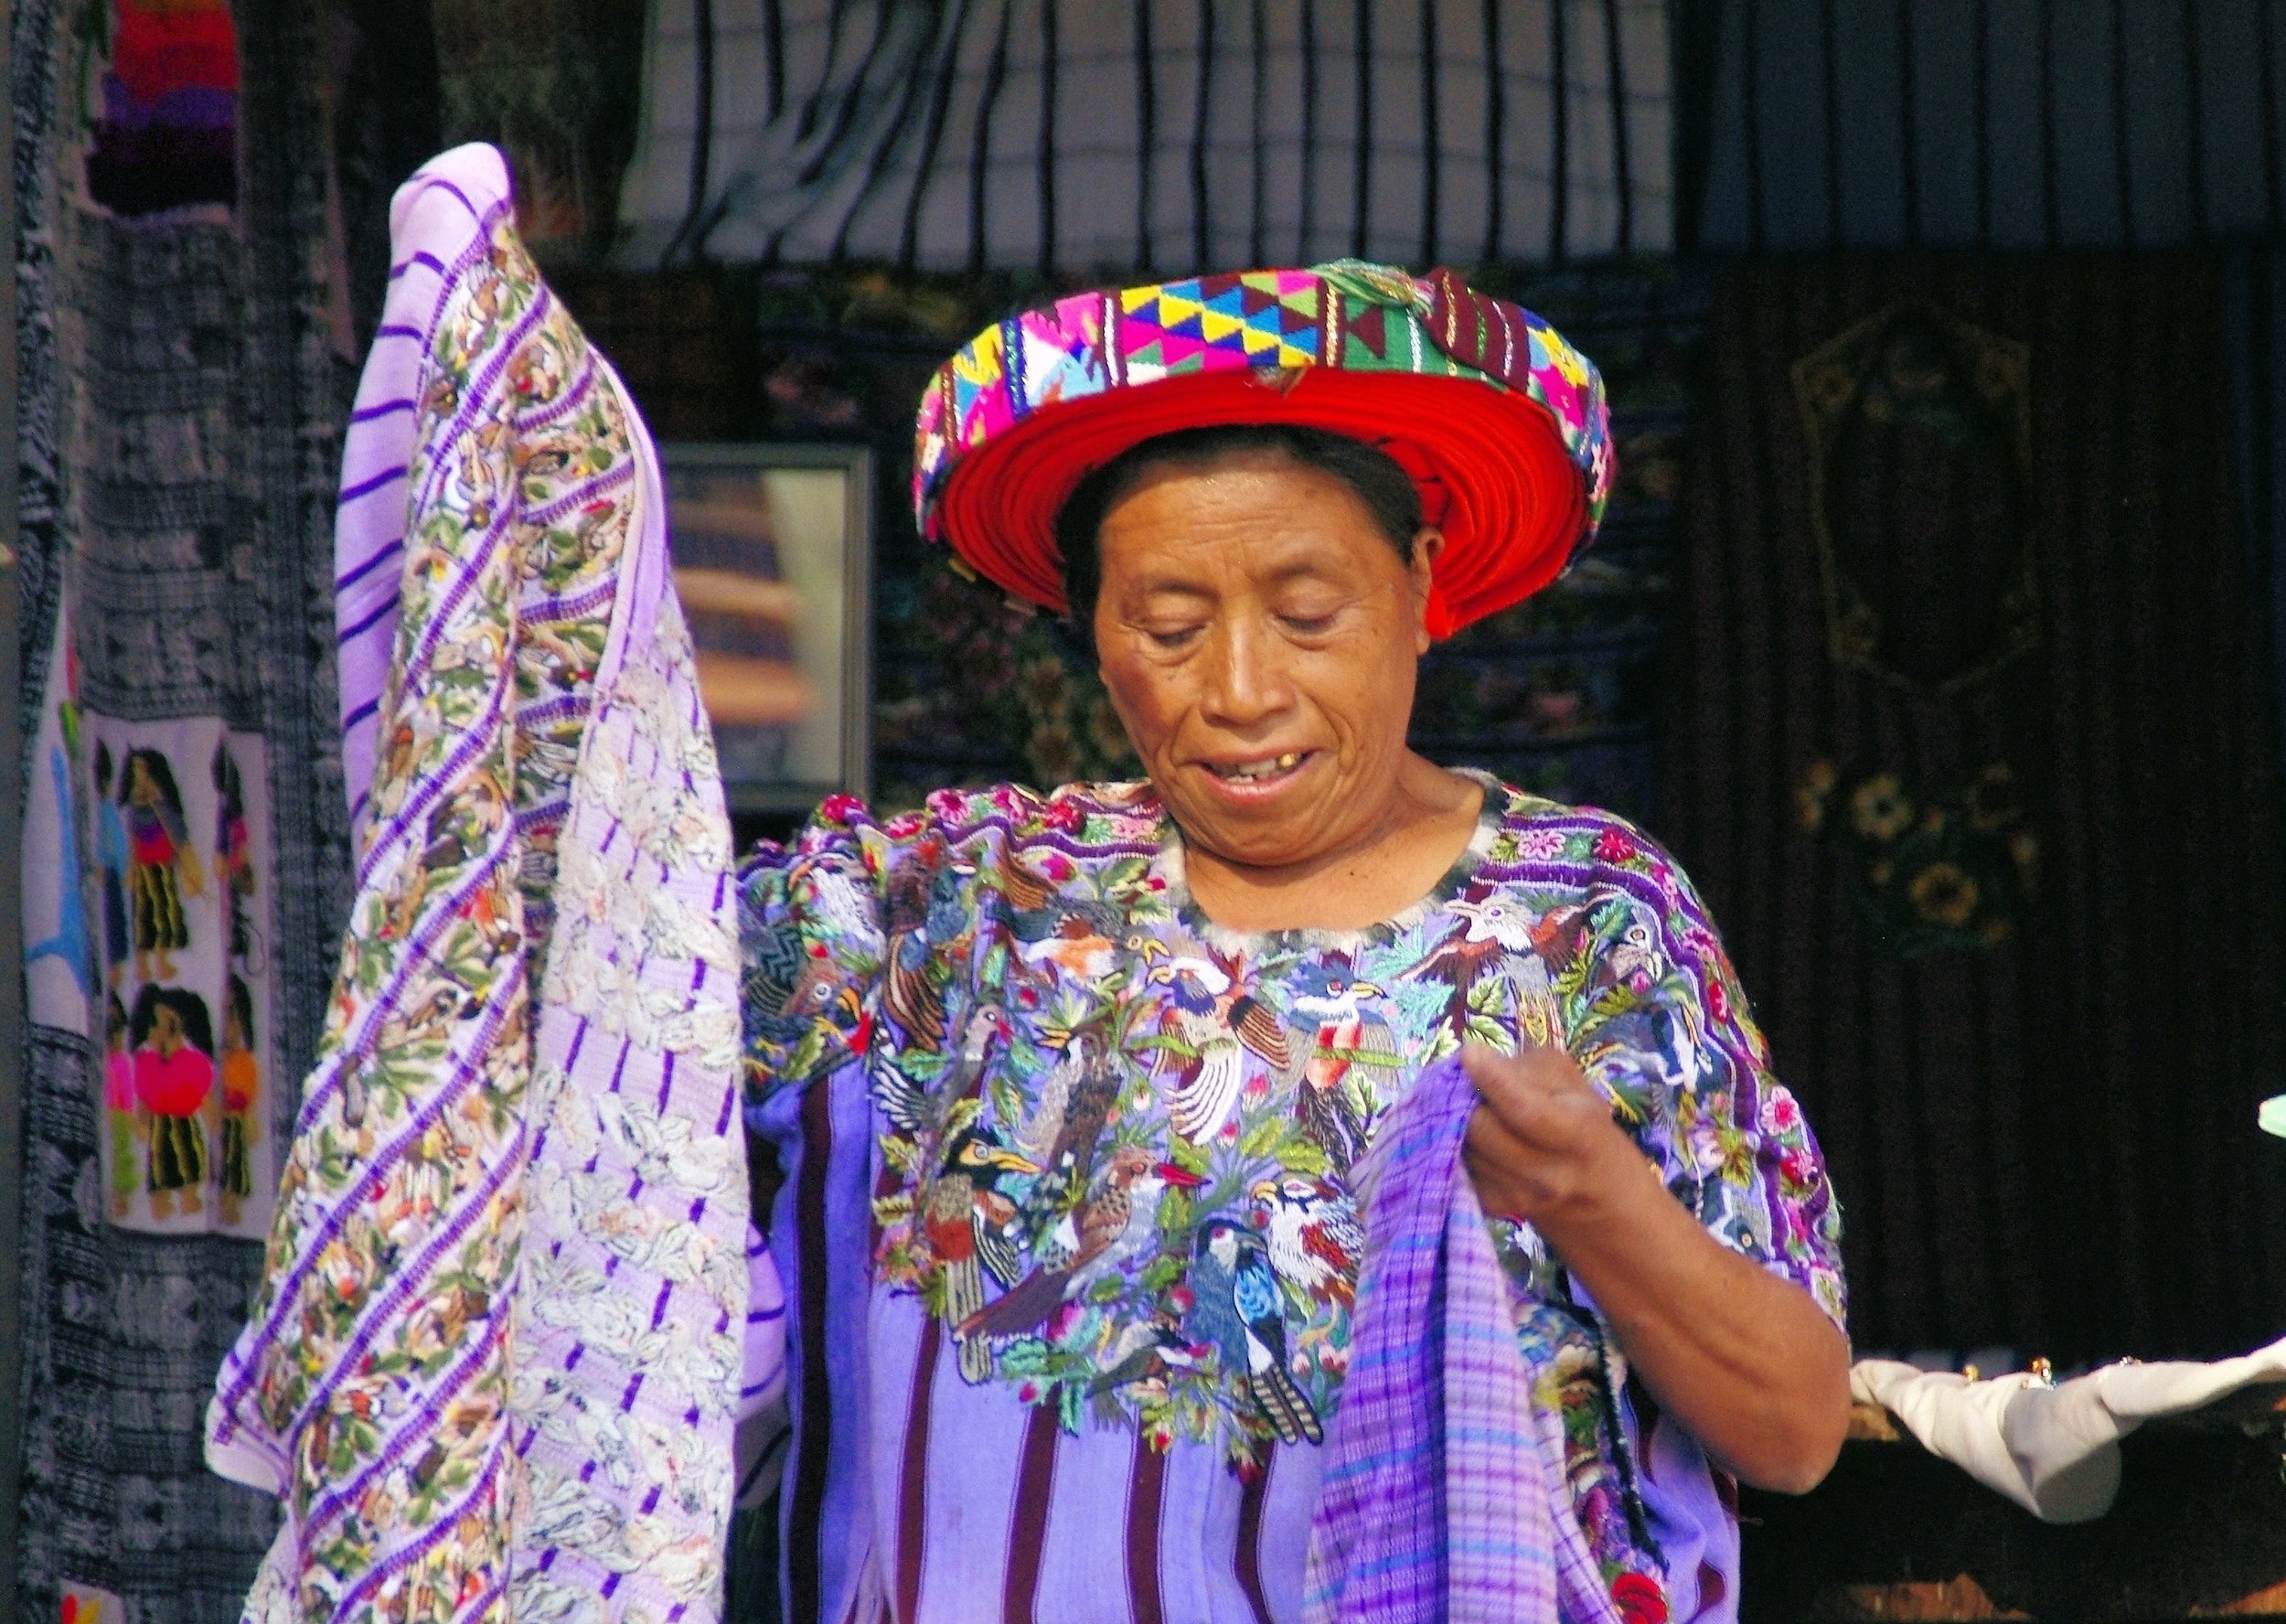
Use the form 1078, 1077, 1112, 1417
1561, 818, 1848, 1330
738, 796, 887, 1120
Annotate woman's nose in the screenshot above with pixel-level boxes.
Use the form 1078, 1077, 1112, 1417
1199, 618, 1293, 728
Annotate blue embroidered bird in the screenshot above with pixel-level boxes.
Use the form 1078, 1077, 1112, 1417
1187, 1217, 1323, 1445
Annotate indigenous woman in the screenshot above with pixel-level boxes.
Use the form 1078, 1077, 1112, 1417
742, 264, 1850, 1624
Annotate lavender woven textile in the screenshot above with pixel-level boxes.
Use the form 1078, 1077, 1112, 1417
1303, 1055, 1620, 1624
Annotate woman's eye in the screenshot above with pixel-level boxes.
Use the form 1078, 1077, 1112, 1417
1279, 610, 1340, 636
1144, 625, 1202, 649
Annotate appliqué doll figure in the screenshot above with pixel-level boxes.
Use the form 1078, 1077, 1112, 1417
212, 742, 257, 964
132, 984, 215, 1219
103, 992, 139, 1219
121, 748, 206, 982
92, 743, 131, 991
219, 975, 258, 1225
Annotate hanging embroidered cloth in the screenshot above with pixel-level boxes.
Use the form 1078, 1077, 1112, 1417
207, 144, 772, 1623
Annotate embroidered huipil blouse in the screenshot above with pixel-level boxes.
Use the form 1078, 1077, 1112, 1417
742, 774, 1845, 1624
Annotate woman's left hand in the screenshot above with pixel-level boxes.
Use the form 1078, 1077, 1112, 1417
1461, 1042, 1650, 1229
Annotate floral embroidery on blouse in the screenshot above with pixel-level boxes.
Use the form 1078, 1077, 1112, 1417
740, 777, 1843, 1608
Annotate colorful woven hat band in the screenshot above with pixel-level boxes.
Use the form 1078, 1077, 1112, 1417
913, 262, 1614, 639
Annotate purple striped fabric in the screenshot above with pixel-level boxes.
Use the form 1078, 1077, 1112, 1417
1303, 1053, 1590, 1624
333, 144, 507, 843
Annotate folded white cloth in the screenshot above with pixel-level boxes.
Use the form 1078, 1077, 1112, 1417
1851, 1333, 2286, 1522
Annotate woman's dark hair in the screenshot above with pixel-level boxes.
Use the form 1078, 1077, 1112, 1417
1052, 423, 1424, 637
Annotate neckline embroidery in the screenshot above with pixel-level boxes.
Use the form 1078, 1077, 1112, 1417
1151, 768, 1510, 956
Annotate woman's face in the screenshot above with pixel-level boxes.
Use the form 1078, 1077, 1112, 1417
1092, 450, 1437, 871
151, 1005, 183, 1056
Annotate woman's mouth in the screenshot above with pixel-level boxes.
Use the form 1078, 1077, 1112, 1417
1202, 751, 1313, 792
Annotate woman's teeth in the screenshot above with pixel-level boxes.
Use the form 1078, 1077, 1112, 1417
1212, 753, 1302, 783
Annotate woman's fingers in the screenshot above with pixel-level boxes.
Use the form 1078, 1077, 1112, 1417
1459, 1042, 1590, 1140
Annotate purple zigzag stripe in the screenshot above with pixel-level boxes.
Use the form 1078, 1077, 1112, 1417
510, 352, 597, 433
510, 796, 572, 833
318, 812, 520, 1118
280, 1123, 526, 1447
521, 578, 616, 625
336, 1440, 507, 1614
514, 691, 589, 729
222, 972, 524, 1416
297, 1305, 510, 1551
518, 459, 635, 529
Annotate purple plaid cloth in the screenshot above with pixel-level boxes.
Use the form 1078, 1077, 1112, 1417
1303, 1055, 1623, 1624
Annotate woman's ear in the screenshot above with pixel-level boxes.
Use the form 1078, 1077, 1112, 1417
1409, 529, 1445, 654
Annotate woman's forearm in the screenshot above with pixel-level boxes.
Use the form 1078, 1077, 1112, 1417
1533, 1149, 1851, 1493
1460, 1043, 1851, 1494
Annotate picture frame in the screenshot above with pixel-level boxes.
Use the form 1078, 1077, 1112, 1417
660, 442, 873, 815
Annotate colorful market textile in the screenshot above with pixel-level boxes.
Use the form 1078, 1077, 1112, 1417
913, 263, 1614, 637
742, 775, 1844, 1624
207, 144, 766, 1623
84, 0, 239, 216
12, 0, 357, 1612
1301, 1052, 1579, 1624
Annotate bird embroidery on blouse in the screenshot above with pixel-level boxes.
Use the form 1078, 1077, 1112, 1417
1250, 1173, 1364, 1310
1017, 1033, 1125, 1222
1187, 1217, 1324, 1445
881, 841, 973, 1052
957, 1146, 1201, 1341
877, 999, 1011, 1141
921, 1125, 1038, 1380
1148, 957, 1297, 1141
1011, 898, 1126, 982
1281, 958, 1398, 1166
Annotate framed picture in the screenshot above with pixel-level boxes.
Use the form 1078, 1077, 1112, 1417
661, 442, 873, 814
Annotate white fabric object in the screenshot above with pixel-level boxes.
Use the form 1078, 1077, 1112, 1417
1851, 1332, 2286, 1523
